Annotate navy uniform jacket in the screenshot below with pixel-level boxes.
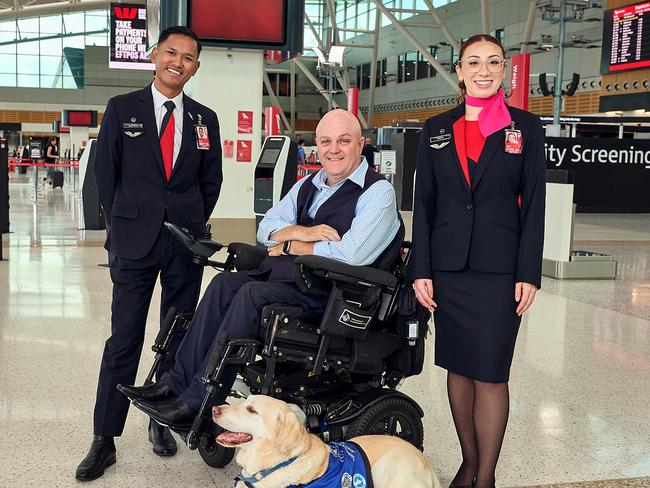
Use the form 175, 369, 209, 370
95, 84, 223, 260
412, 103, 546, 288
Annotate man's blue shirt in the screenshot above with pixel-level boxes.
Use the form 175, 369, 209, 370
257, 161, 399, 266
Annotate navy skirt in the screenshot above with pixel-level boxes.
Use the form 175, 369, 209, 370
432, 268, 521, 383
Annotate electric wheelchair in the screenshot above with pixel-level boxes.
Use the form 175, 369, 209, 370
141, 220, 430, 469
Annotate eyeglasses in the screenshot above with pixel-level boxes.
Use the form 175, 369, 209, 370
457, 56, 506, 73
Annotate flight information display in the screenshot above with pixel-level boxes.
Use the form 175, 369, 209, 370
602, 1, 650, 72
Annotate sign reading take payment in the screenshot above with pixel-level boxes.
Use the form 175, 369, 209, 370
110, 3, 153, 70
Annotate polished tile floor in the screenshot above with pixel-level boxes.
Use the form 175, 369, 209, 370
1, 174, 649, 488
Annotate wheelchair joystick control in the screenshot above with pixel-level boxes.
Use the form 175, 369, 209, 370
407, 319, 419, 346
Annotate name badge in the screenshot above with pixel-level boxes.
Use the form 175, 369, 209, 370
195, 124, 210, 150
429, 133, 451, 150
504, 129, 522, 154
122, 121, 144, 138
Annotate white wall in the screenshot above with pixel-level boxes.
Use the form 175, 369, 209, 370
187, 48, 263, 219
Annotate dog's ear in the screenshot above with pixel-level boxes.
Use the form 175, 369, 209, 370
274, 410, 306, 455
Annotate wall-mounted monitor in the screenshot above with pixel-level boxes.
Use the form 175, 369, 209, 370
62, 110, 98, 128
53, 121, 70, 133
186, 0, 304, 52
601, 1, 650, 73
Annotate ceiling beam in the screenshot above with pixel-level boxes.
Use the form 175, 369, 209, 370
0, 0, 107, 21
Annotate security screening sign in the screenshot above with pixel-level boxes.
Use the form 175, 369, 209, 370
110, 3, 153, 70
545, 137, 650, 212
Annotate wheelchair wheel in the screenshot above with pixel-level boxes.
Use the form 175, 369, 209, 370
345, 396, 424, 451
198, 434, 235, 468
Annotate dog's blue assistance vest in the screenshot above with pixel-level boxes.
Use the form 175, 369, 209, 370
236, 441, 373, 488
296, 441, 373, 488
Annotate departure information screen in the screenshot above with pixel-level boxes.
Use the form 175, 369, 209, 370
603, 1, 650, 72
189, 0, 285, 44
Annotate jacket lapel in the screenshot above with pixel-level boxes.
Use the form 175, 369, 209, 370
470, 128, 502, 191
447, 104, 471, 195
138, 85, 165, 178
170, 94, 195, 181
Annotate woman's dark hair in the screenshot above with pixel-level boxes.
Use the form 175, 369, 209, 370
298, 138, 305, 145
456, 34, 506, 102
157, 26, 202, 57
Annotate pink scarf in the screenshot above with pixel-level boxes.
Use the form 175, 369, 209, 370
465, 88, 512, 137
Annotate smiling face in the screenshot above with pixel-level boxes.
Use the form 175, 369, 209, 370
315, 109, 365, 186
151, 33, 200, 98
456, 40, 506, 99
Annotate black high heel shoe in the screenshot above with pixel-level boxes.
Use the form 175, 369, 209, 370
449, 476, 477, 488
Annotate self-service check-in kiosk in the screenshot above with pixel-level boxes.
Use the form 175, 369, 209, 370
78, 139, 106, 230
253, 136, 297, 231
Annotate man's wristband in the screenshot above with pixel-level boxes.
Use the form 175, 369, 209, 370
282, 240, 292, 255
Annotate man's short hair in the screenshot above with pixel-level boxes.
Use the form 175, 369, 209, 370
157, 26, 202, 57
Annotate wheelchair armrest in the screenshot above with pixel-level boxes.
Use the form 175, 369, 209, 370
294, 255, 398, 289
227, 242, 267, 271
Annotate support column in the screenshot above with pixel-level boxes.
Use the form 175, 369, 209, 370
188, 48, 263, 219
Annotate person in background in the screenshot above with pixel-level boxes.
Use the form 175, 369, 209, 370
411, 34, 545, 488
361, 137, 375, 167
297, 138, 306, 166
44, 137, 60, 182
75, 26, 223, 482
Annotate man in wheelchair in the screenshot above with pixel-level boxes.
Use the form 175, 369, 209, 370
119, 109, 401, 430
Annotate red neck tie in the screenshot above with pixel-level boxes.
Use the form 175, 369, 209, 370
160, 100, 175, 181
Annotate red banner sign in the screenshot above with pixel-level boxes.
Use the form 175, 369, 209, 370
264, 107, 281, 138
509, 53, 530, 110
347, 88, 359, 117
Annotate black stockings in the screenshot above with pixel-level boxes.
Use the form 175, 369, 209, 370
448, 371, 509, 488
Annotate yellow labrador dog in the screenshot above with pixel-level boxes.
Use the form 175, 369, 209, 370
213, 395, 440, 488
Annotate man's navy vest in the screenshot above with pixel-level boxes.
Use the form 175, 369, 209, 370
254, 167, 386, 282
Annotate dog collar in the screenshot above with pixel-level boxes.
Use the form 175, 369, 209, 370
235, 456, 300, 486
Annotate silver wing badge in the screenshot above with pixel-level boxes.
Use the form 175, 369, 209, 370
430, 141, 450, 149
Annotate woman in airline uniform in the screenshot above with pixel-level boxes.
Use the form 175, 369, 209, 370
411, 34, 546, 488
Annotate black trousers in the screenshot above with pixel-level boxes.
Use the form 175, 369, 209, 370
160, 271, 327, 410
93, 227, 203, 436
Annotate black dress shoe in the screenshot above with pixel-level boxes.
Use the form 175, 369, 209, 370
133, 396, 196, 429
148, 418, 177, 456
117, 382, 174, 402
75, 436, 116, 481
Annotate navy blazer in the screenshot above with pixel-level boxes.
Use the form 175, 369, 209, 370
412, 103, 546, 288
95, 84, 223, 260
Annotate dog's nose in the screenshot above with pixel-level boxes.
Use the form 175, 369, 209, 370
212, 405, 222, 417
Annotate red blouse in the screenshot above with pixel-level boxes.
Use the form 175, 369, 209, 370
465, 120, 485, 163
452, 116, 486, 188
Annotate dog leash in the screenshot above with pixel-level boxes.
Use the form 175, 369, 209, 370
234, 456, 300, 486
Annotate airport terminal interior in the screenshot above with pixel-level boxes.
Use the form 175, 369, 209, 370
1, 0, 650, 487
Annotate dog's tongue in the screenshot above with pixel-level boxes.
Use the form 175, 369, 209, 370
216, 431, 253, 446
